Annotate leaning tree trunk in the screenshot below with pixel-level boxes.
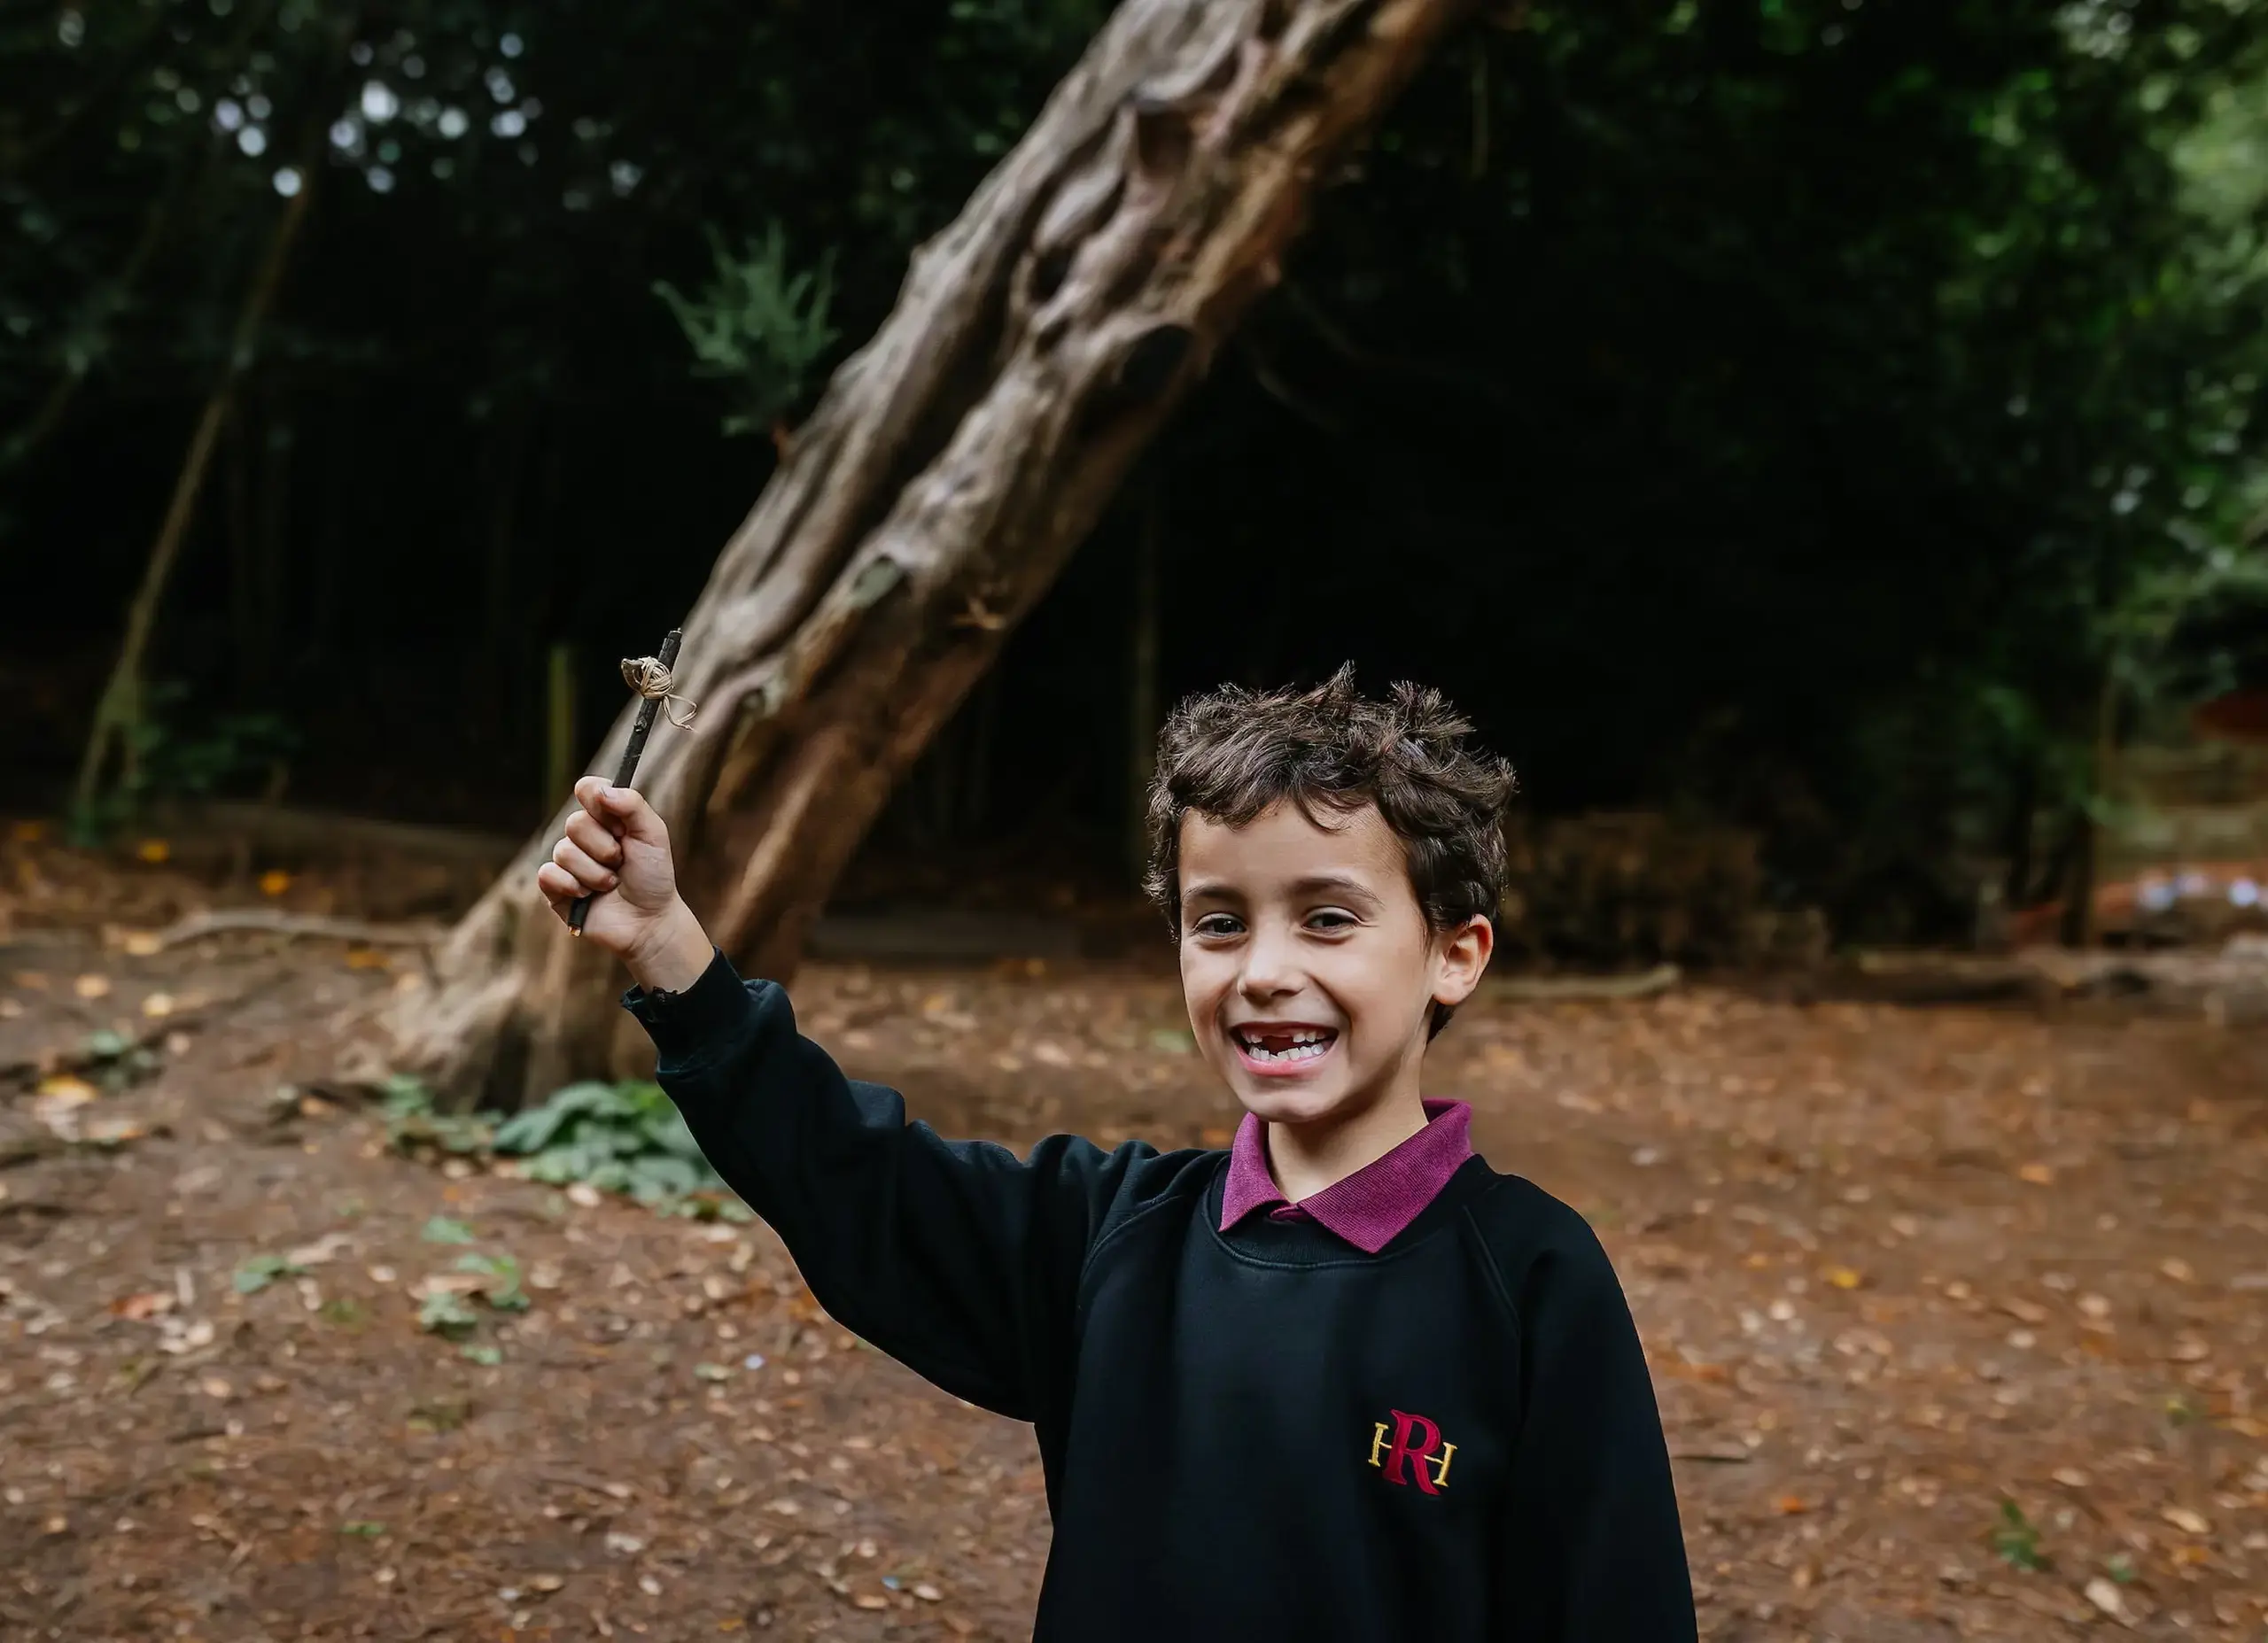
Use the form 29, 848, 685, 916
392, 0, 1470, 1109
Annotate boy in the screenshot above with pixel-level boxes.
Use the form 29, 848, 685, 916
538, 669, 1697, 1640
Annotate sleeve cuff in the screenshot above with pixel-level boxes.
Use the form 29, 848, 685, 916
619, 946, 748, 1064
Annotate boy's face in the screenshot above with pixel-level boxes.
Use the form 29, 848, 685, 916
1176, 800, 1492, 1130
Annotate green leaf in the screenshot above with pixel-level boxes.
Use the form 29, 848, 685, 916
416, 1290, 478, 1337
1991, 1499, 2049, 1573
421, 1215, 477, 1244
232, 1254, 303, 1294
627, 1153, 705, 1202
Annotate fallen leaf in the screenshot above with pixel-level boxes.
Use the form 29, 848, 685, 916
141, 993, 175, 1019
110, 1291, 173, 1320
259, 869, 292, 897
2016, 1162, 2054, 1186
2162, 1506, 2210, 1535
120, 930, 162, 957
1822, 1265, 1864, 1290
852, 1594, 889, 1610
2083, 1577, 2131, 1624
2000, 1298, 2050, 1324
913, 1584, 943, 1602
2052, 1468, 2090, 1489
2168, 1337, 2210, 1363
1775, 1494, 1812, 1515
35, 1074, 97, 1106
345, 947, 390, 971
284, 1233, 353, 1267
136, 840, 169, 864
74, 973, 112, 1000
2159, 1258, 2194, 1283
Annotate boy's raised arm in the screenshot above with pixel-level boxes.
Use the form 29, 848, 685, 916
537, 779, 1138, 1422
625, 950, 1134, 1419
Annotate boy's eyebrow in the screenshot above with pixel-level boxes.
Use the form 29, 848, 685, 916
1183, 873, 1380, 903
1286, 873, 1382, 903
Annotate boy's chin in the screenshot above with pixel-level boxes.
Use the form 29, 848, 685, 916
1232, 1079, 1358, 1128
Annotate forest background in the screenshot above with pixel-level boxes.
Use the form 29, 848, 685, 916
5, 0, 2267, 961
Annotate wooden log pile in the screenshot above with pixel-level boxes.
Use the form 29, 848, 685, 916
1493, 811, 1828, 972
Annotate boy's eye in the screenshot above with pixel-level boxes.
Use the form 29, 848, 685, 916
1308, 909, 1356, 930
1191, 912, 1242, 938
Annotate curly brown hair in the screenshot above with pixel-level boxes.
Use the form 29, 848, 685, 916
1142, 664, 1517, 1038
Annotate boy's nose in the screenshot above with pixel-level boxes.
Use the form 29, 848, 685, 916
1237, 928, 1300, 1000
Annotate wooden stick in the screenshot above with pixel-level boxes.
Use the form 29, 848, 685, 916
153, 909, 448, 949
569, 627, 685, 935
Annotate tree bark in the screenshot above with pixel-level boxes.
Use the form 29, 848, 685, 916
392, 0, 1472, 1109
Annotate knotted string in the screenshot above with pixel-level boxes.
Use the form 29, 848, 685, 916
621, 655, 699, 730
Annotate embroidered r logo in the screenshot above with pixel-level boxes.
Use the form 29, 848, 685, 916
1368, 1409, 1456, 1493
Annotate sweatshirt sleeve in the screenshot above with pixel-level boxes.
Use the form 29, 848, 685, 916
1495, 1213, 1697, 1640
622, 949, 1146, 1423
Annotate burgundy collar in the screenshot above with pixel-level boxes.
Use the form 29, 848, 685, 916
1218, 1098, 1475, 1255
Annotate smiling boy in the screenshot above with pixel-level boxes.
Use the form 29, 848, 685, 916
538, 668, 1696, 1640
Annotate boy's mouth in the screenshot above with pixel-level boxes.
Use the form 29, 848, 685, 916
1229, 1024, 1339, 1070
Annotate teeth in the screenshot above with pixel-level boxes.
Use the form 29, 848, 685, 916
1238, 1032, 1332, 1063
1251, 1042, 1326, 1062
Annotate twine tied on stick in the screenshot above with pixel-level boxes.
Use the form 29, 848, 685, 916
620, 655, 699, 730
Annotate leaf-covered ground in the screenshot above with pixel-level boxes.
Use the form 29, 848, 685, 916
4, 846, 2266, 1640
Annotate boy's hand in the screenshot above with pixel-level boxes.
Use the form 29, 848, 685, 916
536, 777, 714, 992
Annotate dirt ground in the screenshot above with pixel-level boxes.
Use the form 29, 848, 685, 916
4, 836, 2267, 1641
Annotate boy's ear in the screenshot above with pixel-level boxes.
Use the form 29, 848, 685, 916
1433, 916, 1495, 1008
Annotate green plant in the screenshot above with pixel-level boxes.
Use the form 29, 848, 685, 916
233, 1253, 304, 1295
454, 1251, 528, 1311
492, 1079, 726, 1205
1991, 1499, 2049, 1572
421, 1214, 477, 1244
82, 1028, 159, 1093
383, 1078, 498, 1158
654, 222, 838, 438
65, 681, 298, 844
416, 1289, 478, 1338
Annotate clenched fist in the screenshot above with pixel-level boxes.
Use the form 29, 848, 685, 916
536, 776, 715, 992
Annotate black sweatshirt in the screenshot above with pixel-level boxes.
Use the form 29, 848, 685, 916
625, 951, 1697, 1641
